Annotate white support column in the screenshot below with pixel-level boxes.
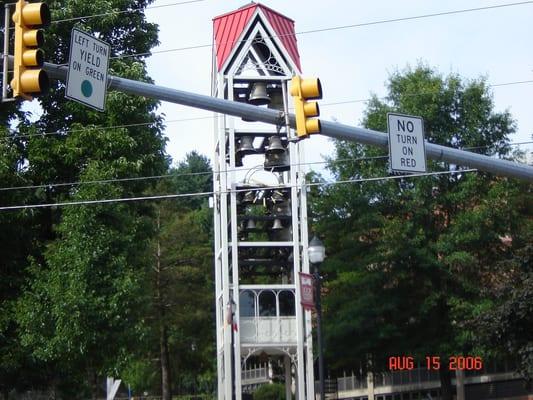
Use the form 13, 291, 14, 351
289, 138, 306, 400
228, 76, 243, 400
284, 355, 292, 400
367, 371, 375, 400
213, 72, 225, 400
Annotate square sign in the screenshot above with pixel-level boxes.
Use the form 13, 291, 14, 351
299, 272, 315, 310
66, 28, 110, 111
387, 113, 427, 173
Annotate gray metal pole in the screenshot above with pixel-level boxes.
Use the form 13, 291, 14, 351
2, 3, 16, 103
13, 59, 531, 182
314, 263, 326, 400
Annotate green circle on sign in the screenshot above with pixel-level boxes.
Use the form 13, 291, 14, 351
81, 80, 93, 98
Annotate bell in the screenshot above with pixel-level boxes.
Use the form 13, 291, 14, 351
272, 201, 291, 217
248, 82, 271, 105
268, 91, 284, 111
264, 151, 290, 171
239, 190, 255, 205
271, 218, 283, 230
245, 219, 256, 231
266, 136, 285, 155
236, 136, 255, 156
288, 251, 294, 262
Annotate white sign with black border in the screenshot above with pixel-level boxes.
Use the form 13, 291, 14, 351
387, 113, 427, 173
66, 28, 110, 111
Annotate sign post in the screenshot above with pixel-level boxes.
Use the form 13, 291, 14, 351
66, 28, 110, 111
387, 113, 427, 173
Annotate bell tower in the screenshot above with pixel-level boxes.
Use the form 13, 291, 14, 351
212, 3, 314, 399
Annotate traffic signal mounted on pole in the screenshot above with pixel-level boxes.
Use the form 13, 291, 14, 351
11, 0, 51, 100
290, 75, 322, 139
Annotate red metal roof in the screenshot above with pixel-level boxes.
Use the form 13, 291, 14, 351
213, 2, 301, 72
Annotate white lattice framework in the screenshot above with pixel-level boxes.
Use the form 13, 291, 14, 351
212, 8, 315, 400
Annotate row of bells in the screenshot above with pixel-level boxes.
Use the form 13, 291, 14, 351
236, 82, 292, 241
238, 219, 292, 242
234, 135, 289, 170
238, 190, 291, 209
239, 218, 286, 232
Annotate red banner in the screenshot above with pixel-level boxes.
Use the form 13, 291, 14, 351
299, 272, 315, 310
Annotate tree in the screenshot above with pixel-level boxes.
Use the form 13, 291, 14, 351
6, 0, 168, 397
148, 152, 214, 398
472, 190, 532, 380
0, 128, 50, 399
253, 383, 285, 400
313, 65, 529, 399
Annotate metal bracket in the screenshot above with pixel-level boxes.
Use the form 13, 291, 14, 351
2, 4, 16, 103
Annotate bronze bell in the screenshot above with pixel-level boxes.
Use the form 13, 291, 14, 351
248, 82, 270, 105
242, 190, 255, 204
236, 136, 255, 156
264, 150, 290, 171
268, 91, 284, 111
245, 219, 256, 231
266, 136, 285, 155
271, 218, 283, 230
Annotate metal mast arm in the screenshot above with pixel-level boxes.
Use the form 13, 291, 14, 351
6, 59, 527, 182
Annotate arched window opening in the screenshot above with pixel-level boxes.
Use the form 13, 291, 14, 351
239, 290, 256, 317
278, 290, 295, 316
259, 291, 276, 316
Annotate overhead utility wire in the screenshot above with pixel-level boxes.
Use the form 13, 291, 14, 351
111, 1, 533, 59
4, 0, 207, 32
2, 140, 529, 193
0, 155, 391, 193
321, 80, 533, 107
0, 169, 477, 211
52, 0, 207, 24
3, 79, 532, 142
2, 116, 215, 141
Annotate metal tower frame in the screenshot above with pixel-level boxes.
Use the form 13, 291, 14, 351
212, 5, 315, 400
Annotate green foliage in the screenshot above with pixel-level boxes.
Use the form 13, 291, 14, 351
253, 383, 286, 400
139, 153, 214, 397
313, 65, 529, 378
0, 0, 169, 396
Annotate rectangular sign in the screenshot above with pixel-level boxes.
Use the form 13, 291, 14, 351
387, 113, 427, 173
299, 272, 315, 310
66, 28, 110, 111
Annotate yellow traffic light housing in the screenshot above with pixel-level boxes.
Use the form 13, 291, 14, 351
11, 0, 50, 100
290, 75, 322, 139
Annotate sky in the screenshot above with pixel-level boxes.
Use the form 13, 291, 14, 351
143, 0, 533, 169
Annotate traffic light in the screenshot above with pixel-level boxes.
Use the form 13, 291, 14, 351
290, 75, 322, 138
11, 0, 51, 100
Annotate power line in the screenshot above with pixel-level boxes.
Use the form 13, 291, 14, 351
320, 80, 533, 107
112, 1, 533, 60
1, 116, 215, 141
295, 2, 533, 35
0, 155, 390, 193
3, 79, 533, 142
4, 0, 208, 33
0, 169, 477, 211
52, 0, 207, 24
1, 139, 531, 193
